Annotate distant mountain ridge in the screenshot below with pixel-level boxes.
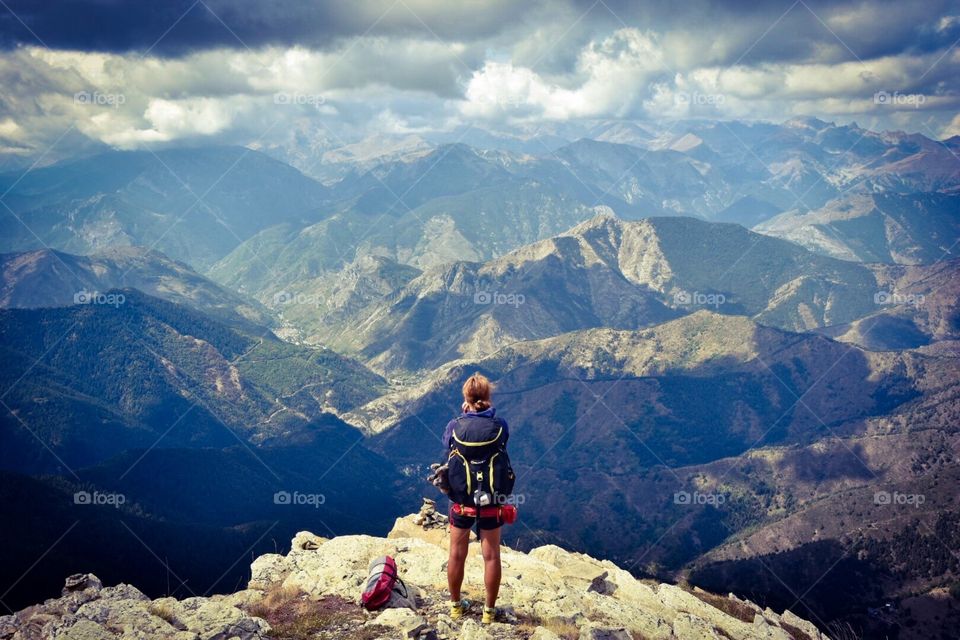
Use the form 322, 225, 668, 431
3, 118, 955, 287
0, 146, 330, 269
290, 212, 900, 374
0, 246, 274, 331
754, 192, 960, 264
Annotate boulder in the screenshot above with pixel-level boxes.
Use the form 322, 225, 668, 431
369, 607, 429, 637
0, 573, 270, 640
62, 575, 102, 596
578, 623, 632, 640
458, 618, 493, 640
529, 628, 562, 640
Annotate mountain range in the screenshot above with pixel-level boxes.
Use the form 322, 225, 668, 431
1, 117, 957, 637
240, 213, 953, 375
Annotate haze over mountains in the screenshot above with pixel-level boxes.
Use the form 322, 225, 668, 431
1, 116, 958, 636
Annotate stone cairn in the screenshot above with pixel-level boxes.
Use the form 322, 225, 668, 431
412, 498, 448, 529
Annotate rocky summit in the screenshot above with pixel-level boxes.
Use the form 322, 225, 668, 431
0, 506, 827, 640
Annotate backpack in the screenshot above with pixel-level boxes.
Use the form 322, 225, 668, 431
360, 555, 407, 610
446, 414, 515, 508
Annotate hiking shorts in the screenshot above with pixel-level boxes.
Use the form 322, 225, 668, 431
449, 503, 503, 531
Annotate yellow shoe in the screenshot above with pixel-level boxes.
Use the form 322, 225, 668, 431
450, 599, 469, 619
482, 606, 497, 624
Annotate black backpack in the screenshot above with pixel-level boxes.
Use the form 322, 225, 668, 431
446, 414, 515, 508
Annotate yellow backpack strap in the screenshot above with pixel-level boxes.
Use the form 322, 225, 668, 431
452, 426, 502, 447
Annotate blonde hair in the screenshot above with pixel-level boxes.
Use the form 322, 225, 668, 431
461, 372, 493, 413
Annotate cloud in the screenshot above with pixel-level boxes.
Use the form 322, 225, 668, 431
462, 29, 667, 121
459, 26, 960, 127
0, 0, 958, 161
0, 0, 528, 56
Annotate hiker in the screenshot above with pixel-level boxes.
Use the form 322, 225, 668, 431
439, 372, 515, 624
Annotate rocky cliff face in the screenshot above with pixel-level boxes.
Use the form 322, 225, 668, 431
0, 506, 828, 640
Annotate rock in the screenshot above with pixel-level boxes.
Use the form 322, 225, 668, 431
0, 616, 16, 640
0, 579, 269, 640
587, 571, 616, 596
672, 613, 725, 639
530, 627, 562, 640
96, 584, 148, 602
751, 613, 793, 640
781, 609, 824, 639
1, 512, 827, 640
291, 530, 326, 551
218, 589, 264, 610
406, 623, 433, 639
248, 553, 290, 590
371, 607, 426, 632
50, 619, 114, 639
389, 514, 450, 547
434, 614, 457, 638
368, 608, 439, 639
529, 598, 583, 628
458, 618, 493, 640
578, 622, 632, 639
62, 574, 102, 596
529, 546, 609, 585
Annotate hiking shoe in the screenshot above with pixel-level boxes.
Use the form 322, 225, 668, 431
482, 606, 497, 624
450, 599, 470, 619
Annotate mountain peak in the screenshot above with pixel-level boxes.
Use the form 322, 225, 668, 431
0, 513, 827, 639
783, 115, 832, 130
566, 206, 623, 234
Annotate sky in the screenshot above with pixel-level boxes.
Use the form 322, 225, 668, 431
0, 0, 958, 161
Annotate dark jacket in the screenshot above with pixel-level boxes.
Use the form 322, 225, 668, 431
442, 406, 510, 452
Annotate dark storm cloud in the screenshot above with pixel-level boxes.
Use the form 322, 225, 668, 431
564, 0, 960, 66
0, 0, 530, 56
1, 0, 955, 71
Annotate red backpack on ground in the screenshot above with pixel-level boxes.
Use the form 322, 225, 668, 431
360, 555, 407, 610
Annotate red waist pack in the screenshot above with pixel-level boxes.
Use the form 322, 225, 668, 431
360, 555, 407, 610
451, 503, 518, 524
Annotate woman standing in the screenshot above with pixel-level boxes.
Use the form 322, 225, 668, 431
441, 373, 514, 624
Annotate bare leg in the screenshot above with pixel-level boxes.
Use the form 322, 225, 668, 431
479, 527, 502, 608
448, 525, 471, 602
